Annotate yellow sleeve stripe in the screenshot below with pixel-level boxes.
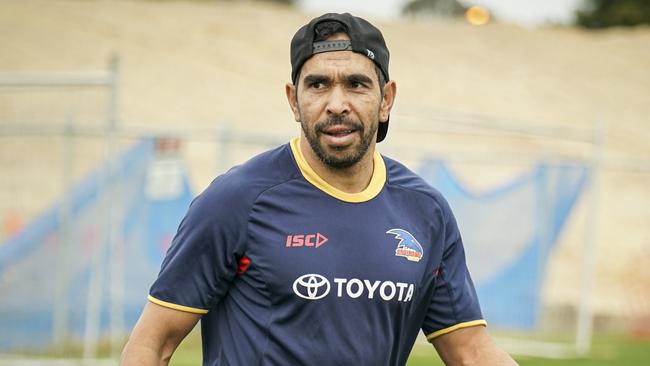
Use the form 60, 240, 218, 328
147, 295, 209, 315
426, 320, 487, 342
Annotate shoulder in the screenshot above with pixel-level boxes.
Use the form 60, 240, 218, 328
383, 155, 462, 245
190, 143, 300, 217
383, 155, 453, 217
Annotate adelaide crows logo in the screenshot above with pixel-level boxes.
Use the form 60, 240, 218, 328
387, 229, 423, 262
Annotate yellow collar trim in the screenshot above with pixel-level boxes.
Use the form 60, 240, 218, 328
290, 137, 386, 203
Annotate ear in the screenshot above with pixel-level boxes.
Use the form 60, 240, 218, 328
285, 82, 301, 122
379, 80, 397, 123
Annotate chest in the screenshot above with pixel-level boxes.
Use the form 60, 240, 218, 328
244, 188, 444, 304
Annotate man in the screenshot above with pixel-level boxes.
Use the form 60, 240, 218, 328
121, 13, 517, 366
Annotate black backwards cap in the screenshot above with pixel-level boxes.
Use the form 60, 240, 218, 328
290, 13, 391, 142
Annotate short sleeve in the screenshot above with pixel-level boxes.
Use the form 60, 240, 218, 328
421, 197, 486, 341
148, 177, 249, 314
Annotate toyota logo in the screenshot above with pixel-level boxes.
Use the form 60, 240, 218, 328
293, 274, 331, 300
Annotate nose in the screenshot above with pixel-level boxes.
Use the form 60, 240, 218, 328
325, 85, 350, 117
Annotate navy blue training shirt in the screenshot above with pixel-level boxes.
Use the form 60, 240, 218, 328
149, 138, 485, 366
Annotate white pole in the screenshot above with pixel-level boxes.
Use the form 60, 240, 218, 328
83, 129, 114, 360
107, 54, 126, 358
82, 189, 105, 360
52, 116, 75, 345
84, 55, 121, 361
217, 125, 232, 174
576, 118, 605, 356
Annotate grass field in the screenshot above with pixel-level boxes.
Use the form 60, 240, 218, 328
4, 331, 648, 365
170, 330, 650, 365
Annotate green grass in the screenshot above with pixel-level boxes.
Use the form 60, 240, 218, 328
170, 330, 650, 365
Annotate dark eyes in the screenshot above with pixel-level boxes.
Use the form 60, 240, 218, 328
308, 81, 367, 90
309, 81, 326, 89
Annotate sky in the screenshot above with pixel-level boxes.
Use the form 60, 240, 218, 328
299, 0, 586, 27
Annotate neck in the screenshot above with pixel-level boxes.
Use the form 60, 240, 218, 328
299, 136, 376, 194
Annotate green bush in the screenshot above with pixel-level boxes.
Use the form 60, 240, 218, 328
576, 0, 650, 28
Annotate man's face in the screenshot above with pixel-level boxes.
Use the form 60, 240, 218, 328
288, 34, 385, 169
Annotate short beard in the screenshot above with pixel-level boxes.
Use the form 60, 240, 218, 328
301, 114, 377, 169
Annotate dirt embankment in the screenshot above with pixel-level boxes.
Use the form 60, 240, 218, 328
1, 0, 649, 324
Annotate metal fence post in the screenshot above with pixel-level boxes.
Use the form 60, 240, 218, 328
107, 53, 126, 358
52, 115, 75, 347
576, 118, 606, 356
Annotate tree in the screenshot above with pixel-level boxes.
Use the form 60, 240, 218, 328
218, 0, 296, 5
401, 0, 467, 18
575, 0, 650, 28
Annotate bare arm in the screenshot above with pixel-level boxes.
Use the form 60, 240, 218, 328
121, 301, 202, 366
431, 326, 518, 366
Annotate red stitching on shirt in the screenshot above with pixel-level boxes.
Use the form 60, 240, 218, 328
237, 255, 251, 275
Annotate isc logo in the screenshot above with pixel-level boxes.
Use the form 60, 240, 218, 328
285, 233, 328, 248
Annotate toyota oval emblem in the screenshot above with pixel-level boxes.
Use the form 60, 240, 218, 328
293, 274, 331, 300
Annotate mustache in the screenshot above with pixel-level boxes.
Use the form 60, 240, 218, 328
315, 115, 364, 133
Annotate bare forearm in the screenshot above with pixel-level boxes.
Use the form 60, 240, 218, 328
459, 346, 517, 366
120, 340, 173, 366
437, 344, 517, 365
120, 302, 200, 366
433, 326, 518, 366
